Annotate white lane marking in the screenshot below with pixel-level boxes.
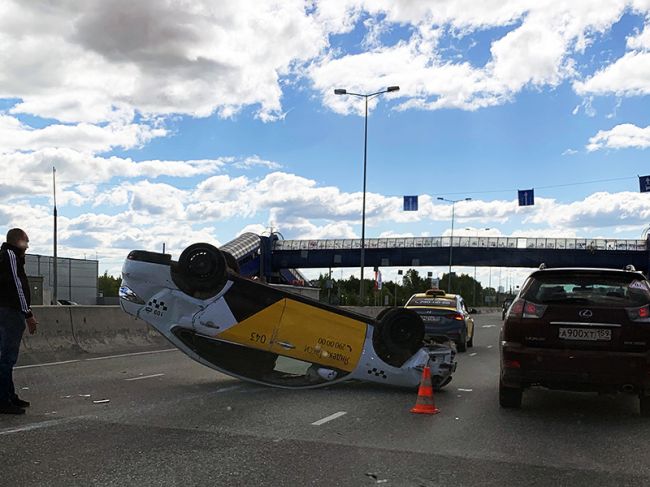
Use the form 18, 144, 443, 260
482, 325, 496, 328
458, 388, 473, 392
0, 416, 87, 436
16, 349, 178, 370
469, 353, 477, 357
15, 359, 80, 370
312, 411, 347, 426
85, 349, 177, 361
487, 345, 493, 349
124, 373, 165, 381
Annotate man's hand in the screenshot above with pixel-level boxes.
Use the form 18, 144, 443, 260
26, 316, 38, 335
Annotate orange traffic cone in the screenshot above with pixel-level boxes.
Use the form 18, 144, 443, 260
410, 366, 440, 415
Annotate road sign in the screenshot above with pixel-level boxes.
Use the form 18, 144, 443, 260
403, 195, 418, 211
518, 189, 534, 206
640, 175, 650, 193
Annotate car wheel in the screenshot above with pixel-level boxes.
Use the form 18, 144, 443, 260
640, 394, 650, 417
456, 331, 467, 353
499, 379, 522, 409
172, 243, 228, 298
467, 329, 474, 348
372, 308, 425, 367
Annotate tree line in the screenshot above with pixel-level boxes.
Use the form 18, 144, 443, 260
314, 269, 500, 306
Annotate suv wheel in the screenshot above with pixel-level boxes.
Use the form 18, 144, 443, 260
499, 380, 522, 409
640, 394, 650, 417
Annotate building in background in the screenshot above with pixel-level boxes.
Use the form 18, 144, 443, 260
24, 254, 98, 305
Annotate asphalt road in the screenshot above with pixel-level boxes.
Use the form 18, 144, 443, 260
1, 313, 649, 486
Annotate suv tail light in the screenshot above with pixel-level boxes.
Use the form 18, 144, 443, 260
507, 298, 547, 319
626, 305, 650, 322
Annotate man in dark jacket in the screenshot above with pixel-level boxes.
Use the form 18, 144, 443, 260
0, 228, 38, 414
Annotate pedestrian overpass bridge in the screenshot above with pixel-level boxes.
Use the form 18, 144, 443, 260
220, 233, 650, 281
270, 236, 650, 273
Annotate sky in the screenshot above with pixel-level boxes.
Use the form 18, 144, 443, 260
3, 0, 650, 289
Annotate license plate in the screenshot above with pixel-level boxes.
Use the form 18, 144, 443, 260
559, 327, 611, 341
421, 316, 441, 322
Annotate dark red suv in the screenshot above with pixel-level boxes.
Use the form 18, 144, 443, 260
500, 265, 650, 416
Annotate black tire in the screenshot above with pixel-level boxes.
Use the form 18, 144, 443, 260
456, 330, 467, 352
499, 380, 523, 409
640, 394, 650, 417
379, 308, 425, 355
372, 308, 425, 367
172, 243, 228, 297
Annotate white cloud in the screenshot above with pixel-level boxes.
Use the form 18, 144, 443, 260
627, 23, 650, 50
311, 0, 636, 114
0, 0, 329, 124
233, 155, 283, 170
562, 148, 579, 155
525, 192, 650, 228
0, 148, 230, 201
574, 51, 650, 96
0, 115, 166, 154
586, 123, 650, 151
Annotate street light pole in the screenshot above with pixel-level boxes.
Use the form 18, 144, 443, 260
438, 196, 471, 294
334, 85, 400, 305
52, 166, 58, 305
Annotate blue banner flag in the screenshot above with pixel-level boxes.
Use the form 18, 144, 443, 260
640, 175, 650, 193
403, 195, 418, 211
518, 189, 534, 206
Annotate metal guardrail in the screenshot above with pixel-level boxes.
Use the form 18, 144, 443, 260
273, 237, 647, 252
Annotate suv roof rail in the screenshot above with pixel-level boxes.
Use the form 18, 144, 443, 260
539, 263, 547, 270
625, 264, 636, 271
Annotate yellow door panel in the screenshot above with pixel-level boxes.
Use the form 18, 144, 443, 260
271, 299, 367, 372
216, 299, 286, 352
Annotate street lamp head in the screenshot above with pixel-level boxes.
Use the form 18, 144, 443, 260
437, 197, 445, 201
334, 88, 347, 95
386, 86, 400, 92
465, 198, 472, 201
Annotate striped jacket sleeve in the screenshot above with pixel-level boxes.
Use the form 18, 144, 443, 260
7, 249, 32, 318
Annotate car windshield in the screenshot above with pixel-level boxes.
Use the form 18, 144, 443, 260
407, 297, 456, 308
523, 272, 650, 306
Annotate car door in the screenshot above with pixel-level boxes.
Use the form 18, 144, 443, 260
269, 298, 368, 373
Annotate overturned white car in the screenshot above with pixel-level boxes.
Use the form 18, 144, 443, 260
119, 243, 457, 389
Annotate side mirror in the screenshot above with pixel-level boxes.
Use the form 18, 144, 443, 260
469, 308, 478, 314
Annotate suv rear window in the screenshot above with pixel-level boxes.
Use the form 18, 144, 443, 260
522, 271, 650, 307
407, 297, 456, 308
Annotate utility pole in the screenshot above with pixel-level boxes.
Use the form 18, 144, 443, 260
52, 167, 58, 305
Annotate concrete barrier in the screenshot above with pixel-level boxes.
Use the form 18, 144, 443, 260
21, 305, 79, 355
70, 306, 165, 354
20, 305, 166, 360
341, 306, 387, 319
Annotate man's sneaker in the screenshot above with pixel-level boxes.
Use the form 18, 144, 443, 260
11, 397, 30, 408
0, 401, 26, 415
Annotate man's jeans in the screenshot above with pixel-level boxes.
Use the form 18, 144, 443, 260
0, 307, 25, 402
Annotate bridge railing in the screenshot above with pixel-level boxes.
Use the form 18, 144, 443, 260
273, 237, 648, 252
